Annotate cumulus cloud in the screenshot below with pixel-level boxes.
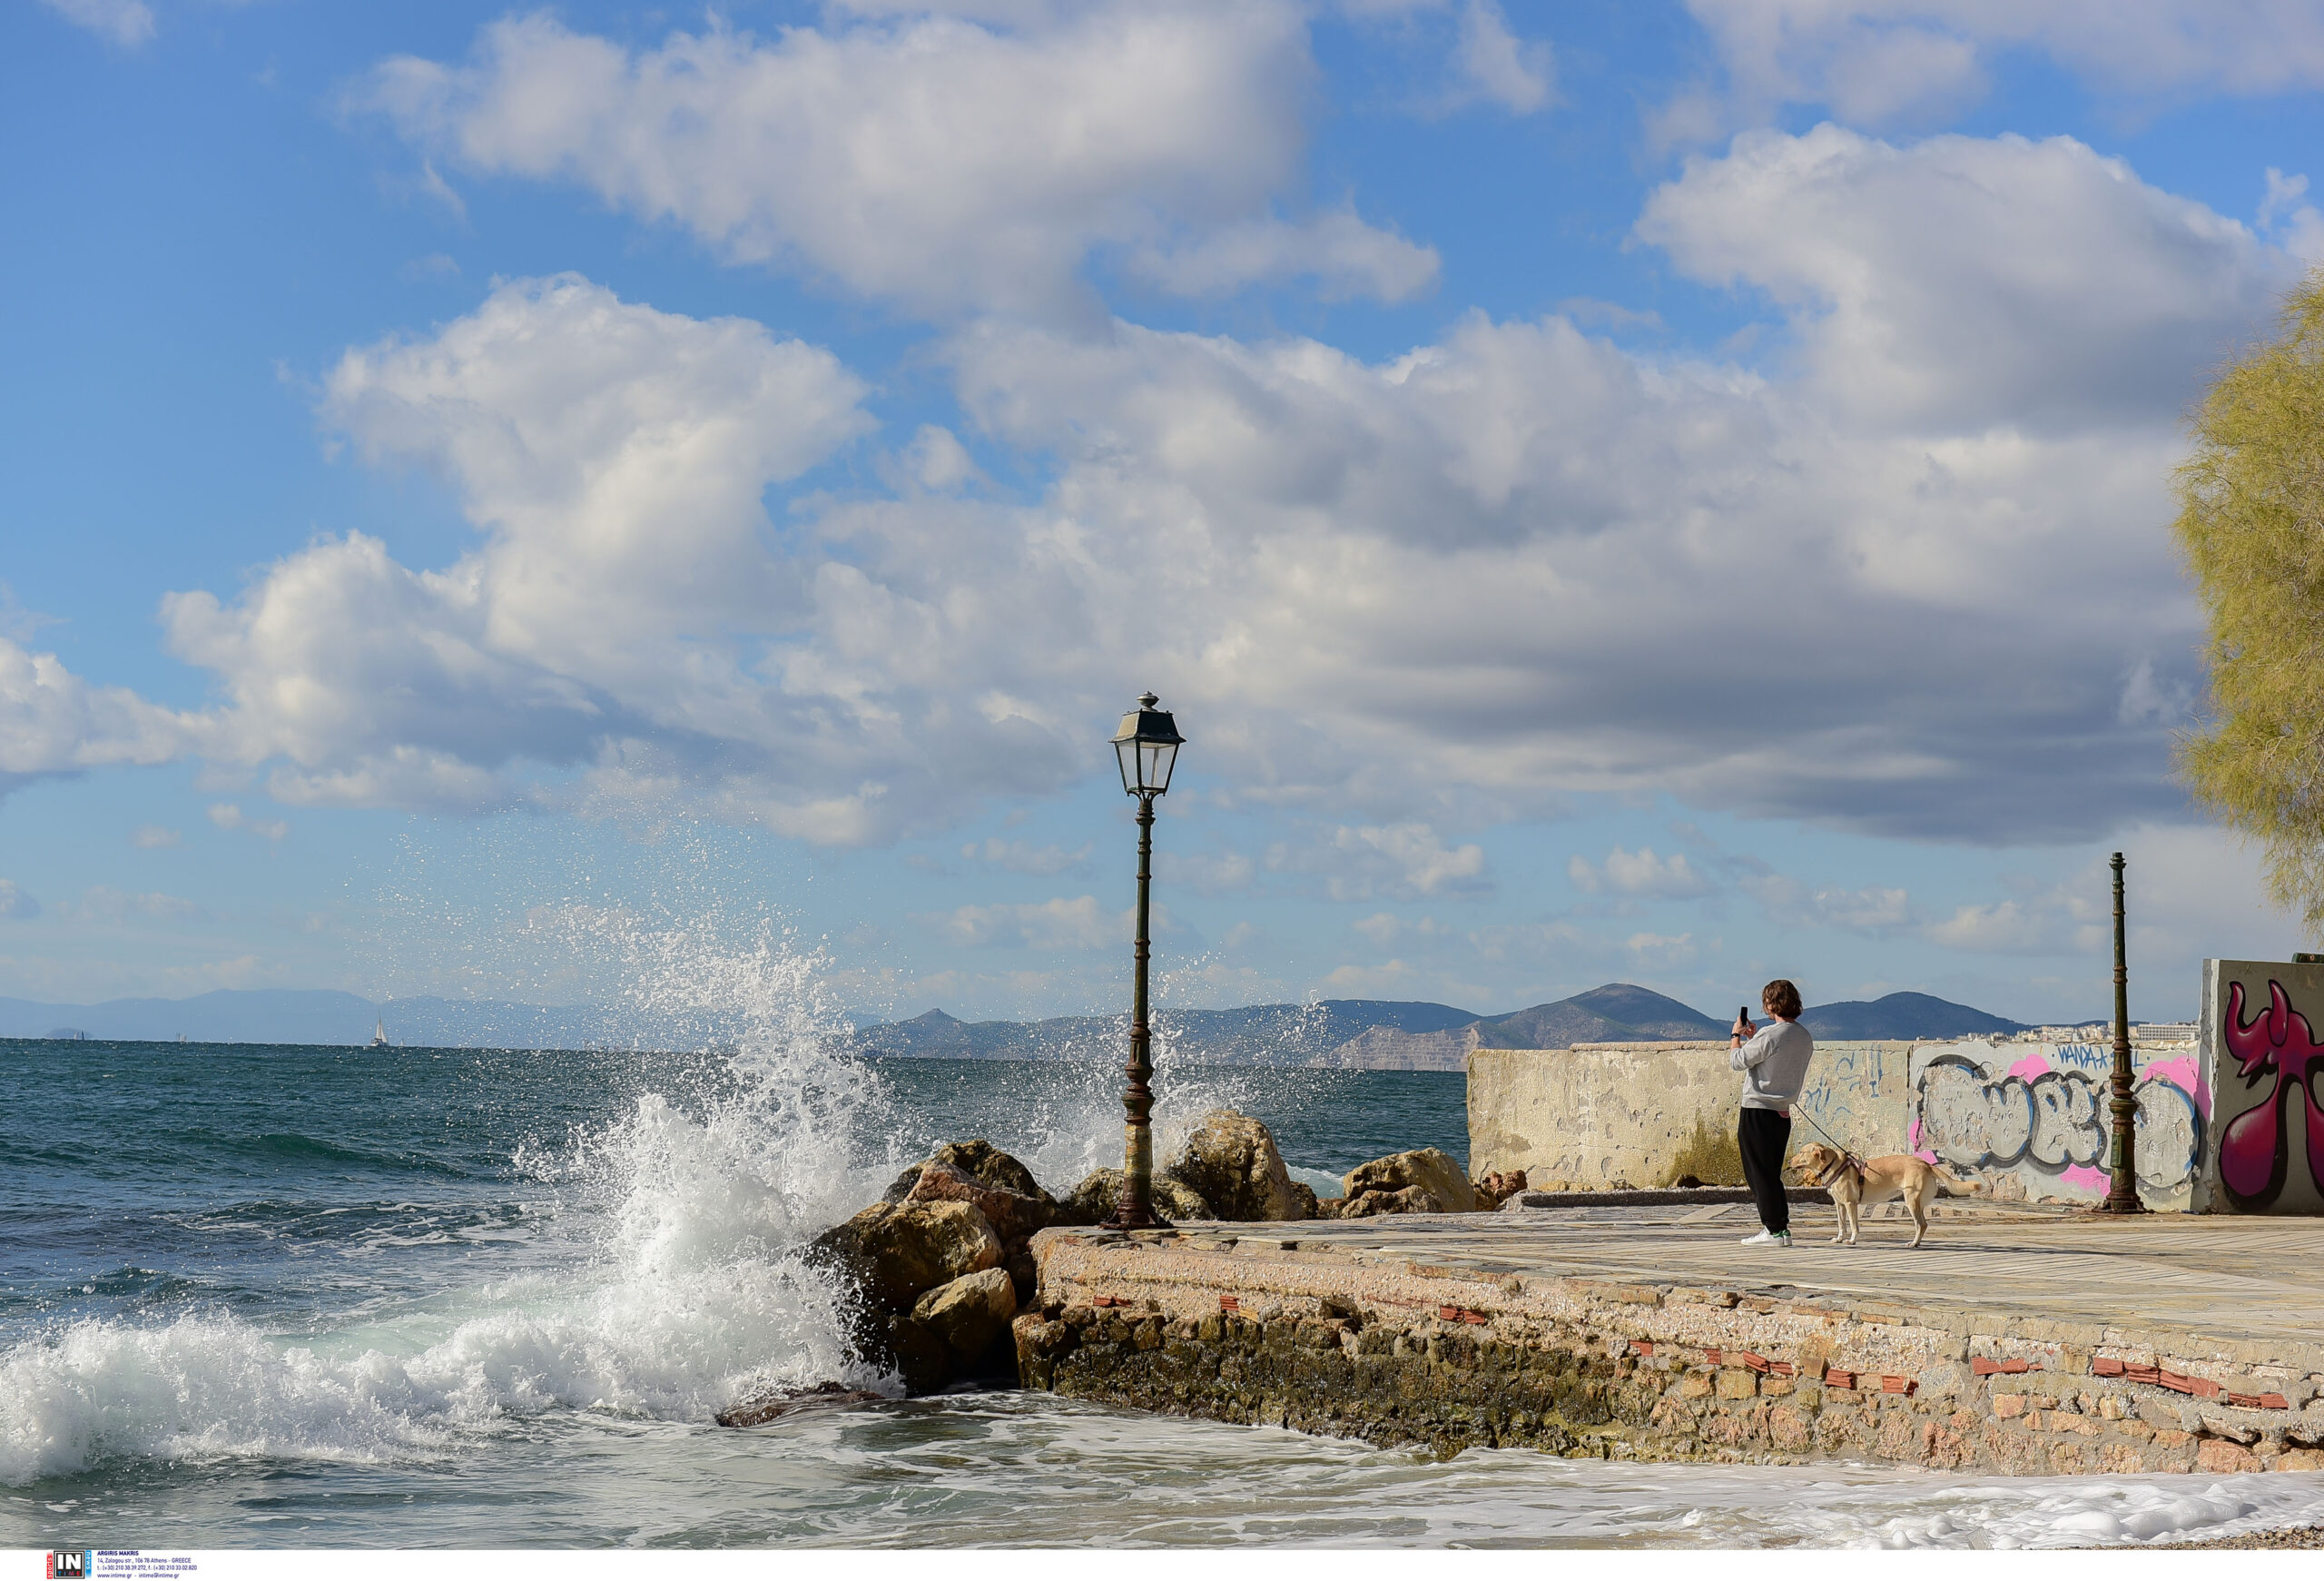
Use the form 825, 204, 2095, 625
68, 886, 205, 924
0, 880, 40, 920
1569, 845, 1717, 898
38, 0, 153, 48
1668, 0, 2324, 135
130, 825, 182, 849
961, 837, 1092, 876
360, 5, 1421, 317
1452, 0, 1554, 114
925, 894, 1118, 949
0, 637, 196, 796
1740, 872, 1915, 934
208, 804, 288, 841
1269, 823, 1490, 902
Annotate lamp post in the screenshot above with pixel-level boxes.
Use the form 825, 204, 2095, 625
2099, 851, 2146, 1214
1107, 692, 1184, 1231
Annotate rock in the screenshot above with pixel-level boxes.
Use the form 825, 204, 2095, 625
884, 1312, 951, 1396
1338, 1183, 1442, 1218
905, 1161, 1051, 1242
716, 1380, 887, 1428
1288, 1181, 1320, 1221
911, 1267, 1019, 1366
1473, 1169, 1529, 1209
1168, 1109, 1305, 1221
1064, 1167, 1217, 1224
822, 1199, 1004, 1311
880, 1140, 1056, 1208
1342, 1147, 1471, 1214
1315, 1195, 1349, 1219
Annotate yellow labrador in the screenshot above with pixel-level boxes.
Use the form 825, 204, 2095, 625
1789, 1142, 1979, 1248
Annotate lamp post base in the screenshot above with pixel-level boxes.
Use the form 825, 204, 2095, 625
2092, 1195, 2149, 1215
1105, 1205, 1174, 1231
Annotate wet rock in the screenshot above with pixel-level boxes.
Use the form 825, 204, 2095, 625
1169, 1109, 1305, 1221
822, 1199, 1004, 1311
905, 1161, 1052, 1242
912, 1266, 1019, 1366
880, 1140, 1056, 1208
1343, 1147, 1471, 1215
884, 1312, 952, 1396
1064, 1166, 1217, 1224
715, 1380, 887, 1428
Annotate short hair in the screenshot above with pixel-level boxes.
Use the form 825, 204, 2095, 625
1761, 979, 1803, 1019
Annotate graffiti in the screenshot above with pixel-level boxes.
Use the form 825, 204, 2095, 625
1911, 1043, 2203, 1201
2216, 979, 2324, 1210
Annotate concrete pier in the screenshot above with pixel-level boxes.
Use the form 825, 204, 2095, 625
1013, 1199, 2324, 1475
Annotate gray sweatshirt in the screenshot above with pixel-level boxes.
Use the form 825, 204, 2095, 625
1730, 1019, 1814, 1112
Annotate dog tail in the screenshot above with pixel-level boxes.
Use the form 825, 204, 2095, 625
1933, 1167, 1984, 1194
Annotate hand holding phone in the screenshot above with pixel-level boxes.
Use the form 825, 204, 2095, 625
1734, 1004, 1755, 1039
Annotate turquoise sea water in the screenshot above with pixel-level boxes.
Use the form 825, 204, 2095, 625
4, 1016, 2320, 1549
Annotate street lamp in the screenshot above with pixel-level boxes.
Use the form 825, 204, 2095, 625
1108, 692, 1184, 1230
2099, 851, 2146, 1213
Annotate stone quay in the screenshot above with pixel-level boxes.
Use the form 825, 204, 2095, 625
1011, 1199, 2324, 1475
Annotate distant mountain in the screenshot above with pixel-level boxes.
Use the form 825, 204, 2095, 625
1798, 991, 2029, 1041
1472, 983, 1728, 1048
0, 982, 2038, 1065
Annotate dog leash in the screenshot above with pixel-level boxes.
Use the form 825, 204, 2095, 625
1788, 1103, 1867, 1184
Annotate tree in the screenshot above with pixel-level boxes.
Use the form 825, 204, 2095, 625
2174, 266, 2324, 935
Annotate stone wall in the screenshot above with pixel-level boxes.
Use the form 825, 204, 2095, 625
1017, 1227, 2324, 1475
1470, 1035, 2204, 1208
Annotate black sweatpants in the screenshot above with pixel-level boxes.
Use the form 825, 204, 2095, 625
1737, 1107, 1792, 1233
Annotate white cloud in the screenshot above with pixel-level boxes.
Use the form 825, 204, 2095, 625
38, 0, 154, 48
0, 637, 196, 795
961, 837, 1092, 876
68, 886, 205, 924
0, 880, 40, 921
1569, 845, 1716, 898
1124, 210, 1440, 303
1741, 872, 1915, 934
1670, 1, 2324, 134
361, 5, 1420, 317
1453, 0, 1554, 114
207, 804, 288, 841
130, 825, 182, 849
925, 894, 1118, 949
1267, 823, 1489, 902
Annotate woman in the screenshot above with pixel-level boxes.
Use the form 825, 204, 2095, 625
1730, 978, 1813, 1247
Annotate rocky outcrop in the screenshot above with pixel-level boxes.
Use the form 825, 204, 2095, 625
1064, 1167, 1217, 1224
1337, 1147, 1473, 1217
821, 1198, 1004, 1311
912, 1266, 1019, 1368
715, 1380, 887, 1429
1169, 1109, 1307, 1221
1474, 1169, 1530, 1209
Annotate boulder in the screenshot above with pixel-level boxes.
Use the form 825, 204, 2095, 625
1168, 1109, 1306, 1221
716, 1380, 886, 1429
1473, 1168, 1530, 1210
1343, 1147, 1471, 1215
883, 1312, 951, 1396
911, 1267, 1019, 1367
1339, 1183, 1442, 1219
904, 1161, 1051, 1242
1064, 1167, 1217, 1224
1288, 1180, 1320, 1221
881, 1140, 1054, 1207
820, 1199, 1003, 1311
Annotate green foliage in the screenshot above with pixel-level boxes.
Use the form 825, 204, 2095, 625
1661, 1114, 1745, 1187
2175, 268, 2324, 936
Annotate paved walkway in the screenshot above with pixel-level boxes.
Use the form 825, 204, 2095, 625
1248, 1201, 2324, 1345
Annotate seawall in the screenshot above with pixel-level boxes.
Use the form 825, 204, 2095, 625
1013, 1212, 2324, 1475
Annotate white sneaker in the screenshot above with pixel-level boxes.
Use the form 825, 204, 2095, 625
1739, 1229, 1791, 1246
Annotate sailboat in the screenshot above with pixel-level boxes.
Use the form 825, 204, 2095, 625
370, 1017, 389, 1048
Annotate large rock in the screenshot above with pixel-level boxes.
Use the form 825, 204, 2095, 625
1169, 1109, 1306, 1221
1339, 1184, 1443, 1218
1063, 1167, 1217, 1224
1342, 1147, 1472, 1215
881, 1140, 1054, 1207
904, 1161, 1051, 1242
819, 1199, 1003, 1311
911, 1267, 1019, 1368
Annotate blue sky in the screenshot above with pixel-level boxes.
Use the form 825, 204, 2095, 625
4, 0, 2321, 1026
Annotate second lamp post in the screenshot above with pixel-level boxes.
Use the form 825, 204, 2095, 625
1108, 692, 1185, 1230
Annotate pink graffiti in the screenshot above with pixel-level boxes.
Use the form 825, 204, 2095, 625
2006, 1051, 2055, 1082
2142, 1052, 2207, 1120
2057, 1163, 2111, 1193
2217, 980, 2324, 1208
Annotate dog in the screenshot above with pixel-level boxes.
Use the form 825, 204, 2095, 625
1787, 1141, 1979, 1248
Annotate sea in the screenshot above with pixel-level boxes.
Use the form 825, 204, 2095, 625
5, 940, 2323, 1549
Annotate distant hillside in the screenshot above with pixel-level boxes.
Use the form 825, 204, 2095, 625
1798, 991, 2029, 1041
841, 999, 1482, 1065
1472, 983, 1728, 1048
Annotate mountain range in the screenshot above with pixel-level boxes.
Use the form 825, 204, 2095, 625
0, 983, 2042, 1068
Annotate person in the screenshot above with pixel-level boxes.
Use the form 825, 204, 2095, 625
1730, 978, 1813, 1247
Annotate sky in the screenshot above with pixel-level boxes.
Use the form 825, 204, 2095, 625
4, 0, 2322, 1028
